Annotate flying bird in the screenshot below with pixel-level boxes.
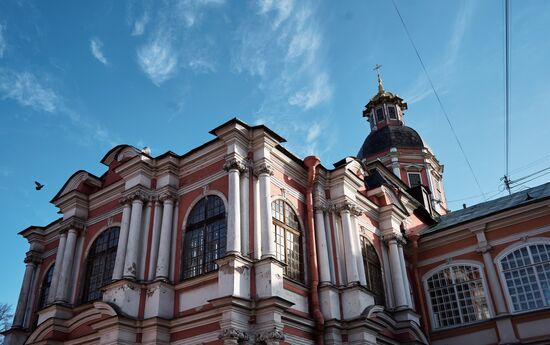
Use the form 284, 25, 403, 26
35, 181, 45, 190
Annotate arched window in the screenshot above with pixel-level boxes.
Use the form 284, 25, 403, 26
360, 236, 385, 305
499, 243, 550, 312
38, 264, 55, 309
271, 199, 303, 281
425, 264, 490, 329
182, 195, 226, 279
82, 227, 119, 303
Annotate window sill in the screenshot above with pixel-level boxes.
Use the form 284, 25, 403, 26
175, 270, 218, 290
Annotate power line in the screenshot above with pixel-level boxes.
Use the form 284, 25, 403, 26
503, 0, 512, 195
511, 166, 550, 184
390, 0, 487, 200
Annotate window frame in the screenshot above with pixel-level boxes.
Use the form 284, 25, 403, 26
38, 263, 55, 309
359, 236, 385, 305
271, 199, 304, 282
181, 194, 227, 281
496, 239, 550, 314
387, 105, 397, 120
407, 171, 422, 188
422, 261, 493, 330
81, 226, 120, 304
375, 107, 385, 123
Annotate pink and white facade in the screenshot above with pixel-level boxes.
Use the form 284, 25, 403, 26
4, 81, 550, 345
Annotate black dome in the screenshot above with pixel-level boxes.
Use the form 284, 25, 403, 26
357, 126, 424, 159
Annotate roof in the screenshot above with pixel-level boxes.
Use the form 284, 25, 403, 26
358, 126, 424, 159
422, 182, 550, 235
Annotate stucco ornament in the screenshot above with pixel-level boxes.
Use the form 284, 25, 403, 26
256, 327, 285, 343
219, 327, 249, 341
224, 157, 247, 172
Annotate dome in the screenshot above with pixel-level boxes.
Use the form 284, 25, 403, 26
357, 125, 424, 159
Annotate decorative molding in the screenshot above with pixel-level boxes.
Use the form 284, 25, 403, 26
382, 233, 406, 246
476, 244, 493, 254
256, 327, 285, 342
122, 189, 149, 203
219, 328, 249, 341
158, 190, 177, 203
336, 202, 363, 216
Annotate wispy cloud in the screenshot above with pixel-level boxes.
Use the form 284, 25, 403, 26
134, 1, 224, 86
232, 0, 333, 156
0, 69, 58, 112
137, 35, 178, 86
132, 13, 149, 36
0, 23, 6, 58
0, 68, 120, 147
403, 1, 475, 104
90, 38, 109, 65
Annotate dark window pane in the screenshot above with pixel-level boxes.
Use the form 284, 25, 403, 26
271, 200, 303, 281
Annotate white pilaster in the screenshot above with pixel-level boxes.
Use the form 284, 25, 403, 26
12, 254, 39, 327
170, 200, 179, 282
257, 164, 275, 259
112, 202, 131, 280
340, 207, 360, 284
124, 194, 146, 280
397, 242, 412, 307
253, 176, 261, 260
55, 227, 79, 303
387, 238, 407, 307
315, 209, 331, 283
324, 211, 336, 284
148, 200, 162, 279
352, 214, 367, 286
225, 159, 244, 255
240, 167, 250, 257
155, 194, 175, 280
48, 232, 67, 303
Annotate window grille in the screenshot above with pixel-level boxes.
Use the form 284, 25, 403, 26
500, 243, 550, 312
360, 236, 385, 305
182, 195, 226, 280
38, 264, 55, 309
82, 227, 120, 303
426, 265, 490, 329
271, 199, 303, 281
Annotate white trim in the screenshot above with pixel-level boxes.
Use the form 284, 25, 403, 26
407, 171, 422, 188
422, 260, 493, 330
494, 238, 550, 314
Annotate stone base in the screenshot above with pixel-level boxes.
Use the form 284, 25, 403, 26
216, 254, 252, 299
2, 327, 30, 345
36, 303, 73, 326
319, 284, 341, 320
341, 284, 374, 320
495, 316, 520, 344
144, 281, 174, 319
392, 307, 420, 324
102, 279, 142, 318
254, 256, 285, 299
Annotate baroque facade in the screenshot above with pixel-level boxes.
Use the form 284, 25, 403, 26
4, 79, 550, 345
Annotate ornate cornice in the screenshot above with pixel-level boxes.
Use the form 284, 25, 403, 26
256, 327, 285, 342
219, 328, 249, 341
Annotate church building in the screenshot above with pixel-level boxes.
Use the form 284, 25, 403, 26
4, 76, 550, 345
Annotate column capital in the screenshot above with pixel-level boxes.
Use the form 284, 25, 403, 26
337, 201, 363, 216
383, 233, 406, 246
257, 327, 285, 342
476, 243, 493, 254
59, 217, 86, 235
24, 250, 43, 265
224, 157, 247, 173
219, 328, 249, 341
122, 188, 150, 204
158, 189, 178, 203
253, 162, 274, 176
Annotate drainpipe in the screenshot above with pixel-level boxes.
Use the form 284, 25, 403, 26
304, 156, 324, 344
410, 234, 430, 340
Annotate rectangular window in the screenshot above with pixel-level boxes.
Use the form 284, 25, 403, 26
388, 106, 397, 119
375, 107, 384, 122
408, 172, 422, 187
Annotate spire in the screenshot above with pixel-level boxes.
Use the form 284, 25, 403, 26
373, 64, 384, 93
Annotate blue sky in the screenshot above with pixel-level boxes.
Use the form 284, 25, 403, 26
1, 0, 550, 309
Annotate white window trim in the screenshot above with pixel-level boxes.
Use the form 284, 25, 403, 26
422, 260, 494, 330
407, 172, 422, 188
495, 238, 550, 314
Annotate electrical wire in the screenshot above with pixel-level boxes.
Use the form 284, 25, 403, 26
503, 0, 512, 195
511, 166, 550, 184
390, 0, 487, 200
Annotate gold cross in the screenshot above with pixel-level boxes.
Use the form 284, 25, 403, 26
373, 64, 382, 80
